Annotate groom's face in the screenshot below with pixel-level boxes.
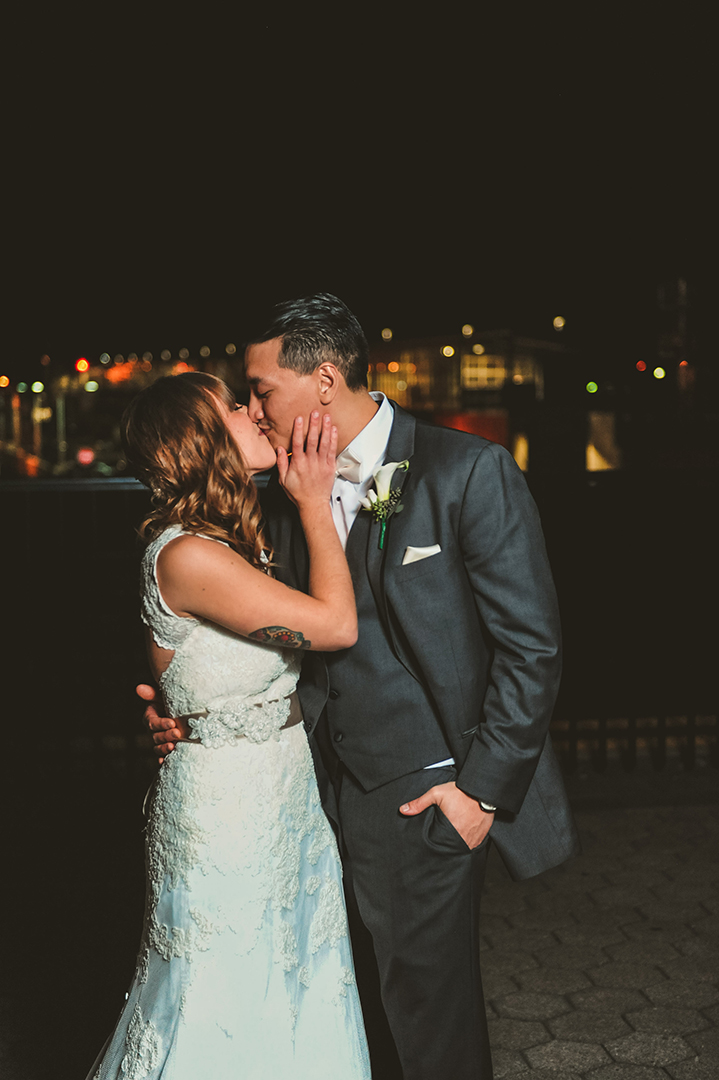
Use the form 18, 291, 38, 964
245, 338, 322, 451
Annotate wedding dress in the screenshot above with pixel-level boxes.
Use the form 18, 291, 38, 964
88, 526, 370, 1079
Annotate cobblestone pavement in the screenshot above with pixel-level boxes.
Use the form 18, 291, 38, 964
1, 769, 717, 1079
482, 802, 719, 1080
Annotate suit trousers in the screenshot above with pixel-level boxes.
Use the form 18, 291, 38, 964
324, 757, 494, 1080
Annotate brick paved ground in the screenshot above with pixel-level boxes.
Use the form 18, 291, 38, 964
482, 800, 719, 1080
1, 762, 717, 1078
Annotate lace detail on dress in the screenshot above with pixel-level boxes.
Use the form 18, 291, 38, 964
140, 525, 201, 651
119, 1003, 161, 1079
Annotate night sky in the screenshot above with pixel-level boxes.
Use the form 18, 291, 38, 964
4, 8, 714, 382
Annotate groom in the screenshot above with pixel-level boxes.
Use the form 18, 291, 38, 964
147, 293, 579, 1079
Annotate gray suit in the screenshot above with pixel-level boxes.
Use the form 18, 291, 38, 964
263, 402, 579, 1078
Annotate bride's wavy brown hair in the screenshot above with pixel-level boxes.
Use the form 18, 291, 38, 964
121, 373, 272, 568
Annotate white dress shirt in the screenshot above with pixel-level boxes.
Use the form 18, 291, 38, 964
331, 393, 454, 771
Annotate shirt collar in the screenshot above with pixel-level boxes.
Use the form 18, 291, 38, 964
335, 393, 394, 486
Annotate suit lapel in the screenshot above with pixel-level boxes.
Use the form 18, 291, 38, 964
364, 403, 417, 667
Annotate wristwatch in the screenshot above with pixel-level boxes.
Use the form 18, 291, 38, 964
479, 801, 497, 813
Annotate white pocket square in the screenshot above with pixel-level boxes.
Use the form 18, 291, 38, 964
402, 544, 442, 566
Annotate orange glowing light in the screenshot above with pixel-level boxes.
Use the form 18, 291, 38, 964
408, 363, 417, 373
636, 361, 647, 372
679, 360, 688, 367
75, 358, 90, 373
77, 448, 95, 466
0, 375, 9, 388
376, 363, 387, 373
173, 362, 195, 374
388, 362, 400, 373
105, 364, 134, 384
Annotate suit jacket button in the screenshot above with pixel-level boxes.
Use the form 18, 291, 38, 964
303, 720, 312, 732
334, 732, 344, 743
329, 689, 340, 700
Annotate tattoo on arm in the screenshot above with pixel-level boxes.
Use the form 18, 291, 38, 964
249, 626, 312, 650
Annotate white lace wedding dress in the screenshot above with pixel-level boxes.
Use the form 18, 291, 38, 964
87, 526, 370, 1079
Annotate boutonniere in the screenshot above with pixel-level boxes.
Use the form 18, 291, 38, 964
360, 460, 409, 549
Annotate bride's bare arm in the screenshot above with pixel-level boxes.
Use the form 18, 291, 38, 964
156, 411, 357, 654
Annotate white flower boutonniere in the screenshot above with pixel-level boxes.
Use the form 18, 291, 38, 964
360, 460, 409, 549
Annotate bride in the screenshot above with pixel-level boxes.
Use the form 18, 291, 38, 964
87, 372, 370, 1079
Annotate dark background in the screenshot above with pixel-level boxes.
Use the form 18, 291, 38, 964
2, 7, 717, 1077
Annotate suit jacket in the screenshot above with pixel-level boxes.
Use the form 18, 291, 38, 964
261, 402, 580, 880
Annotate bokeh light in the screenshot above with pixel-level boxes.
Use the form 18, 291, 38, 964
461, 324, 474, 337
388, 362, 400, 373
442, 346, 455, 357
225, 344, 237, 356
0, 375, 10, 388
200, 346, 211, 358
17, 382, 28, 393
84, 381, 100, 393
77, 448, 95, 465
472, 344, 485, 355
381, 328, 393, 341
653, 367, 666, 380
636, 361, 647, 372
75, 358, 90, 373
586, 381, 598, 394
160, 349, 172, 362
100, 353, 111, 365
553, 316, 566, 330
179, 348, 189, 360
31, 381, 44, 393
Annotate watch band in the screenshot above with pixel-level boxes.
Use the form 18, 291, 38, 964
479, 801, 497, 813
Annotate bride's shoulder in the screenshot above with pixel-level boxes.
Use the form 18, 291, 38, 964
154, 529, 241, 579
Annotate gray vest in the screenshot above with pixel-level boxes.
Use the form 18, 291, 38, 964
321, 505, 452, 791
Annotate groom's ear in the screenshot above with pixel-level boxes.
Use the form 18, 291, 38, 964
317, 362, 341, 404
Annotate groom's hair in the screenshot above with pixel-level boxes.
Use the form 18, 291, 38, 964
247, 292, 369, 391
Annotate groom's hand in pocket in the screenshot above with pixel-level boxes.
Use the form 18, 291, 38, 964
399, 781, 494, 850
136, 684, 189, 764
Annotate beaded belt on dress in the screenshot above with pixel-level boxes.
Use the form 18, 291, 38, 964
176, 690, 303, 745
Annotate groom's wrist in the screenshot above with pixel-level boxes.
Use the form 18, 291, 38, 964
479, 800, 497, 813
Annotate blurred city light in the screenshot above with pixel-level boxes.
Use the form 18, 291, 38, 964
461, 324, 474, 337
200, 346, 211, 358
0, 375, 9, 388
142, 352, 153, 363
653, 367, 666, 380
128, 353, 138, 363
76, 448, 95, 465
442, 346, 455, 357
381, 328, 393, 341
85, 381, 100, 393
636, 361, 647, 372
225, 344, 237, 355
376, 362, 387, 373
100, 353, 111, 365
553, 316, 566, 330
75, 358, 90, 373
31, 381, 44, 393
408, 363, 417, 373
160, 349, 171, 361
17, 383, 28, 393
179, 348, 189, 360
388, 362, 400, 373
113, 354, 125, 364
472, 344, 485, 355
679, 360, 688, 367
40, 354, 51, 367
396, 380, 407, 390
586, 381, 598, 393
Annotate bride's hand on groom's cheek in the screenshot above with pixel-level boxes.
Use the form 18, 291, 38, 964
136, 683, 185, 764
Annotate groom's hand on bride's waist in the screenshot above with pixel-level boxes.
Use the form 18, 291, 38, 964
400, 781, 494, 850
136, 683, 189, 764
